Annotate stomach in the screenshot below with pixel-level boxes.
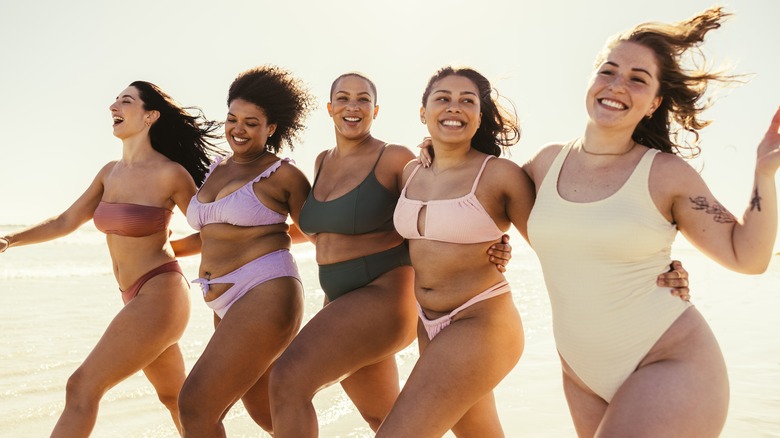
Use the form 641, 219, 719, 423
313, 229, 404, 265
409, 239, 506, 313
198, 222, 291, 277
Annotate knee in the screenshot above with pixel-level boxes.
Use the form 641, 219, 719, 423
63, 368, 104, 409
359, 411, 386, 432
268, 357, 307, 404
177, 379, 206, 424
156, 390, 179, 413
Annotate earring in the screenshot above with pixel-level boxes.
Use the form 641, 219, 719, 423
420, 116, 427, 125
645, 113, 653, 120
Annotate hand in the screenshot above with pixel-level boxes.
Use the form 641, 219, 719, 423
756, 106, 780, 175
0, 236, 10, 254
417, 137, 433, 168
489, 234, 512, 273
657, 260, 690, 301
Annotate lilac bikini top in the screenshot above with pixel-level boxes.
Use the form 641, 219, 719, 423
186, 156, 289, 231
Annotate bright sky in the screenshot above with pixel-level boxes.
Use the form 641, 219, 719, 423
1, 0, 778, 227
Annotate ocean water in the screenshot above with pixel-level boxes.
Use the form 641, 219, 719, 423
0, 225, 778, 437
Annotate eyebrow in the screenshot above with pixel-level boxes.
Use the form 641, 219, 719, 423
335, 90, 372, 97
432, 89, 478, 96
604, 61, 654, 78
116, 94, 136, 100
227, 112, 260, 120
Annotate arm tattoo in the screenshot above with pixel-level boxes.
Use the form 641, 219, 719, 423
750, 187, 762, 212
689, 196, 737, 223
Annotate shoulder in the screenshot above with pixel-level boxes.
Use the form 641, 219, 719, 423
649, 150, 703, 193
382, 143, 415, 160
271, 157, 311, 186
522, 141, 567, 184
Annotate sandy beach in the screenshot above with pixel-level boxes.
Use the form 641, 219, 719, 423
0, 225, 778, 437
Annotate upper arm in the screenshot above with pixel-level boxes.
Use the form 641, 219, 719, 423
382, 144, 416, 193
60, 163, 111, 228
654, 155, 739, 267
167, 164, 198, 216
522, 142, 565, 191
500, 160, 535, 242
282, 162, 312, 226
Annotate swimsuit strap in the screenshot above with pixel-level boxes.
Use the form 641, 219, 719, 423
370, 144, 389, 172
402, 163, 425, 194
469, 155, 495, 194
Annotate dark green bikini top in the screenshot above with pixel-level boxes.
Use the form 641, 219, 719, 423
299, 146, 397, 235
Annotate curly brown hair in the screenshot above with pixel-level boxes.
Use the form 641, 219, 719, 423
227, 65, 317, 154
597, 6, 739, 158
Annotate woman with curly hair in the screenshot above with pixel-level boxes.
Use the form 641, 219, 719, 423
374, 66, 535, 437
0, 81, 222, 436
523, 7, 780, 436
174, 65, 315, 437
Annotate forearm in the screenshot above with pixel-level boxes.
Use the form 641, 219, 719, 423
171, 232, 202, 257
3, 215, 83, 250
732, 173, 778, 272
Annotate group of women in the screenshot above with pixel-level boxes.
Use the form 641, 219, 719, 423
1, 6, 778, 437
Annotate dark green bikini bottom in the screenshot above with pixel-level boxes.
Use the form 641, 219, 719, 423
318, 242, 411, 302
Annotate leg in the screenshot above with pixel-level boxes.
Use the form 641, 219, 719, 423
339, 357, 401, 431
269, 266, 417, 438
560, 357, 608, 438
51, 272, 190, 438
178, 277, 303, 437
143, 343, 187, 434
240, 363, 274, 432
376, 293, 523, 438
451, 392, 504, 438
595, 309, 729, 437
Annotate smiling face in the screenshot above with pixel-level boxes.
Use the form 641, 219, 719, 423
109, 86, 152, 139
327, 75, 378, 140
421, 74, 482, 146
225, 98, 276, 155
586, 41, 663, 131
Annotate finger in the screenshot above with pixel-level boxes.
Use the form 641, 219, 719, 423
767, 106, 780, 135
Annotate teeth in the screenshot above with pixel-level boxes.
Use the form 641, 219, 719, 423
232, 136, 249, 143
442, 120, 463, 127
112, 117, 124, 123
600, 98, 626, 110
344, 117, 361, 122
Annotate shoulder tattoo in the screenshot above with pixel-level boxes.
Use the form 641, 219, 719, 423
688, 196, 736, 223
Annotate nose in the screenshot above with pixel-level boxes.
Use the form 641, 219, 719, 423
607, 75, 627, 93
446, 101, 462, 113
109, 101, 118, 112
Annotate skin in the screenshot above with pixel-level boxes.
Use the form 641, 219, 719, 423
0, 86, 193, 436
270, 75, 511, 437
376, 74, 535, 438
522, 41, 780, 437
176, 97, 309, 437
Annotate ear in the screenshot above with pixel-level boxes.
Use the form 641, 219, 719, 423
648, 96, 662, 117
327, 102, 333, 117
373, 104, 379, 119
147, 110, 160, 124
419, 107, 426, 124
268, 123, 277, 138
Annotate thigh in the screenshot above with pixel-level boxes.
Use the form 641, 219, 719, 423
378, 293, 523, 438
183, 277, 303, 408
276, 266, 417, 392
560, 358, 608, 438
598, 312, 729, 438
77, 273, 190, 391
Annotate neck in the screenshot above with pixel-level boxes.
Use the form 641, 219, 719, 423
120, 133, 155, 163
334, 132, 376, 155
581, 125, 636, 156
431, 144, 474, 172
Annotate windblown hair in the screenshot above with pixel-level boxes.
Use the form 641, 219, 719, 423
227, 65, 316, 154
598, 6, 737, 157
421, 66, 520, 157
130, 81, 223, 185
330, 72, 378, 104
